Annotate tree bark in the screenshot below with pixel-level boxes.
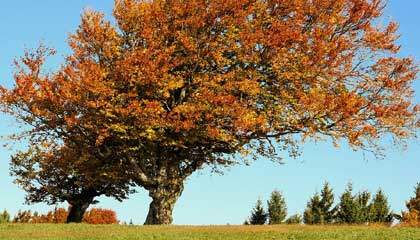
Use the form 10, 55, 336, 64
144, 183, 184, 225
66, 201, 91, 223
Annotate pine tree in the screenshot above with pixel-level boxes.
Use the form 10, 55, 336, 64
304, 183, 336, 225
249, 199, 267, 225
0, 210, 10, 224
267, 190, 287, 224
303, 193, 321, 224
370, 189, 392, 223
354, 190, 372, 223
286, 214, 302, 224
319, 182, 336, 224
335, 183, 357, 223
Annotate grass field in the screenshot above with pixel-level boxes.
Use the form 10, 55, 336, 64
0, 224, 419, 240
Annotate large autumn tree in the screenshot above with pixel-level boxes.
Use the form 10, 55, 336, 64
1, 0, 418, 224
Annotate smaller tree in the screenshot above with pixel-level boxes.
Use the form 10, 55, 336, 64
303, 193, 321, 224
370, 189, 392, 223
267, 190, 287, 224
319, 182, 336, 224
304, 182, 336, 224
354, 190, 372, 224
249, 199, 267, 225
286, 214, 302, 224
12, 210, 33, 223
402, 183, 420, 226
0, 210, 10, 224
335, 183, 358, 224
406, 183, 420, 213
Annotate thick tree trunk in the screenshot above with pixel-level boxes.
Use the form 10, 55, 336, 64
144, 183, 184, 225
66, 202, 91, 223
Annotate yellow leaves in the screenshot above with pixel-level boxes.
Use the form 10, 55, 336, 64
109, 124, 127, 134
139, 128, 157, 140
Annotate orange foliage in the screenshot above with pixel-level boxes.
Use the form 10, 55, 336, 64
12, 208, 118, 224
402, 210, 420, 227
82, 208, 118, 224
1, 0, 418, 224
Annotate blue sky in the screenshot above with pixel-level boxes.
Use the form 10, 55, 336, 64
0, 1, 419, 225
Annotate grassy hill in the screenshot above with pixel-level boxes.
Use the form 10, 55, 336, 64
0, 224, 419, 240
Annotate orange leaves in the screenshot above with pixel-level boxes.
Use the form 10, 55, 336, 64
69, 10, 121, 62
82, 208, 118, 224
2, 1, 418, 204
363, 22, 400, 53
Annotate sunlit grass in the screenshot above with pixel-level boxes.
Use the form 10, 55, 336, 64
0, 224, 419, 240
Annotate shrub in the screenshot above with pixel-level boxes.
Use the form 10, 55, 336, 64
83, 208, 118, 224
286, 214, 302, 224
11, 207, 118, 224
0, 210, 10, 224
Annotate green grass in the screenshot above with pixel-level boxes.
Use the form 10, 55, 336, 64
0, 224, 419, 240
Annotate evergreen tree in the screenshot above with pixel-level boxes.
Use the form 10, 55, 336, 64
370, 189, 392, 223
335, 183, 358, 223
354, 190, 372, 223
335, 183, 378, 224
304, 182, 336, 225
267, 190, 287, 224
319, 182, 336, 224
286, 214, 302, 224
249, 199, 267, 225
303, 193, 321, 224
406, 183, 420, 213
0, 210, 10, 224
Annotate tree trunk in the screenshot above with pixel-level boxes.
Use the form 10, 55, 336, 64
66, 202, 91, 223
144, 183, 184, 225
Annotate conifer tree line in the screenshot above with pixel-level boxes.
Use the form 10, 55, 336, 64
244, 182, 420, 226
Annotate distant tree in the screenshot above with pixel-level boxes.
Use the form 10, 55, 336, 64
286, 214, 302, 224
406, 183, 420, 214
319, 182, 336, 224
304, 183, 336, 225
0, 210, 10, 224
13, 210, 33, 223
304, 193, 321, 224
402, 183, 420, 226
354, 190, 372, 223
370, 189, 392, 223
267, 190, 287, 224
249, 199, 267, 225
243, 219, 250, 225
335, 183, 358, 224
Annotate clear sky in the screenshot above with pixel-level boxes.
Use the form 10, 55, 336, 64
0, 1, 419, 225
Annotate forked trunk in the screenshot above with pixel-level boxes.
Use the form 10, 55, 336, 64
66, 201, 91, 223
144, 183, 184, 225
